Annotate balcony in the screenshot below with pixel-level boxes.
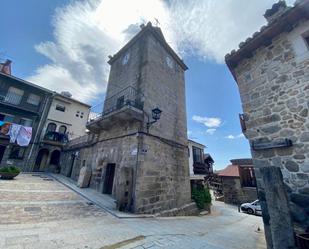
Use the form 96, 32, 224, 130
193, 162, 211, 175
42, 131, 69, 146
0, 93, 40, 114
87, 86, 144, 133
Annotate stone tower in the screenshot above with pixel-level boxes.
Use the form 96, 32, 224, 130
226, 1, 309, 248
74, 22, 191, 214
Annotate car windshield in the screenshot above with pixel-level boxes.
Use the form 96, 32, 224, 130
252, 200, 259, 205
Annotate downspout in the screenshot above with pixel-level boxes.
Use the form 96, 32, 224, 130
26, 92, 54, 171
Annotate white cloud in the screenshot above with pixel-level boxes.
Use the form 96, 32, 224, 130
27, 0, 295, 101
206, 129, 216, 135
192, 115, 222, 128
226, 133, 245, 139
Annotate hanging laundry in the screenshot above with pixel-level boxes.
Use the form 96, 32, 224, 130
0, 122, 11, 135
7, 124, 21, 143
16, 126, 32, 146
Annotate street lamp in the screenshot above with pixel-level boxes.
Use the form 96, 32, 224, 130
146, 107, 162, 132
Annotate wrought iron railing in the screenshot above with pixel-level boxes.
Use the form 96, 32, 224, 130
88, 86, 143, 122
43, 131, 69, 144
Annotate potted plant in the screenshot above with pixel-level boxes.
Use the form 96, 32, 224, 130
0, 166, 21, 180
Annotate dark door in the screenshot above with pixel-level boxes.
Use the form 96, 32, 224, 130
0, 145, 6, 164
103, 164, 116, 195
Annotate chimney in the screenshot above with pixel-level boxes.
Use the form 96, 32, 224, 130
264, 1, 289, 23
0, 59, 12, 75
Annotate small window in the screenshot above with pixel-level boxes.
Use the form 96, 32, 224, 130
47, 123, 57, 132
27, 94, 41, 106
5, 87, 24, 105
56, 104, 65, 112
59, 125, 67, 134
20, 118, 33, 127
9, 146, 26, 159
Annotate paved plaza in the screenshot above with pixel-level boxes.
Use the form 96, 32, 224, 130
0, 174, 266, 249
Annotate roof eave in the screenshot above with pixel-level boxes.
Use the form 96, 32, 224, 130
225, 0, 309, 80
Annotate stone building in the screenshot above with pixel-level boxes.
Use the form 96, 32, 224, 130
225, 1, 309, 248
217, 159, 257, 205
0, 61, 53, 171
60, 22, 192, 214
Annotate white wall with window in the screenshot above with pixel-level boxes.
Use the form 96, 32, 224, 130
43, 94, 90, 140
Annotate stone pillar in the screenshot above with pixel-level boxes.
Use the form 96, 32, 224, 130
260, 166, 295, 249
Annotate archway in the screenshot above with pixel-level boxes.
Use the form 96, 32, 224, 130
50, 150, 61, 166
34, 148, 49, 172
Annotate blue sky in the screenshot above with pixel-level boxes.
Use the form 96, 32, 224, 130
0, 0, 293, 169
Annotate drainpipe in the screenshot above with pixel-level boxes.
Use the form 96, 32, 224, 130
26, 92, 54, 171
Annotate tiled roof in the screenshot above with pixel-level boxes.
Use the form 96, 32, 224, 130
217, 165, 240, 177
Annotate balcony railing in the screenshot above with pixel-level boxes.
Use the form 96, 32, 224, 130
43, 131, 68, 144
0, 93, 40, 113
88, 86, 143, 122
193, 162, 211, 175
0, 93, 23, 105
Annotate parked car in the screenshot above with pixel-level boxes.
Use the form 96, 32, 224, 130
240, 200, 262, 215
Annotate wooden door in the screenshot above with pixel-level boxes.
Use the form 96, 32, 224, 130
103, 164, 115, 195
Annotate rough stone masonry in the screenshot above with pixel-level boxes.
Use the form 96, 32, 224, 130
225, 1, 309, 248
60, 22, 192, 215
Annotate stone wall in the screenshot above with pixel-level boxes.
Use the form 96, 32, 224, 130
134, 134, 191, 214
222, 177, 257, 205
60, 25, 191, 214
233, 19, 309, 233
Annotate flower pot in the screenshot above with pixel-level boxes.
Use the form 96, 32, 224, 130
296, 233, 309, 249
0, 172, 20, 180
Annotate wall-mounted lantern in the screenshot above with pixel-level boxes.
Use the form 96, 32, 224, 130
146, 107, 162, 133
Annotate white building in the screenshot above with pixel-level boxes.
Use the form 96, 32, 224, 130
33, 92, 90, 172
188, 139, 214, 182
43, 92, 90, 141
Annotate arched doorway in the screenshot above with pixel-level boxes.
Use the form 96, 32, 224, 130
49, 150, 61, 171
34, 148, 49, 172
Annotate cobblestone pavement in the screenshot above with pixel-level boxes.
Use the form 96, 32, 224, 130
0, 174, 266, 249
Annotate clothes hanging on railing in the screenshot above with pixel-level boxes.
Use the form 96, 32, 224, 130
0, 122, 32, 146
7, 124, 21, 143
16, 126, 32, 146
0, 122, 11, 135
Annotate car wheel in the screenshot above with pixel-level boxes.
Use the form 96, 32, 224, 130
247, 208, 254, 215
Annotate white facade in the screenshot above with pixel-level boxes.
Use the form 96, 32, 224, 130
188, 139, 205, 179
43, 93, 90, 140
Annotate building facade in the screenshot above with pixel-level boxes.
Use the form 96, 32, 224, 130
0, 62, 52, 171
188, 139, 213, 183
60, 22, 192, 214
225, 1, 309, 248
34, 92, 90, 172
216, 159, 257, 205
